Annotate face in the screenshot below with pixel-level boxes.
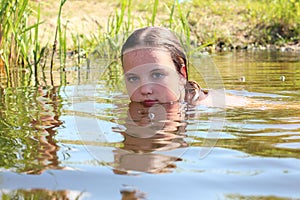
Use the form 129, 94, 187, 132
122, 48, 186, 105
125, 102, 185, 138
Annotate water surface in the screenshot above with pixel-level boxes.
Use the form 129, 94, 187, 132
0, 51, 300, 199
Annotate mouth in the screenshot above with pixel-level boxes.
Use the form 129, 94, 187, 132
143, 99, 159, 107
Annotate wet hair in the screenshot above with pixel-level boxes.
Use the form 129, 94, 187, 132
121, 26, 188, 80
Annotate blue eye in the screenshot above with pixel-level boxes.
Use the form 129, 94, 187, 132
152, 72, 165, 79
127, 76, 139, 83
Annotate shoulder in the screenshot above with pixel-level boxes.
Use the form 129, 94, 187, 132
193, 90, 248, 107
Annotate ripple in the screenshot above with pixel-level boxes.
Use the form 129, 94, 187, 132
276, 142, 300, 149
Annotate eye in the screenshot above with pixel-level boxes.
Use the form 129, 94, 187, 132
127, 76, 139, 83
151, 72, 165, 79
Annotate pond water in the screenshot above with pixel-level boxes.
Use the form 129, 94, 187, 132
0, 51, 300, 199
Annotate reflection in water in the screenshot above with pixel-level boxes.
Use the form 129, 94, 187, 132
218, 107, 300, 158
0, 86, 64, 174
1, 189, 84, 200
112, 102, 189, 174
0, 85, 77, 198
0, 51, 299, 199
27, 86, 64, 174
120, 185, 147, 200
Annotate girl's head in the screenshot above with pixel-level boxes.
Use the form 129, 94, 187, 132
121, 26, 188, 79
121, 26, 189, 105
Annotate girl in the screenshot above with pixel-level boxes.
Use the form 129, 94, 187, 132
121, 26, 207, 106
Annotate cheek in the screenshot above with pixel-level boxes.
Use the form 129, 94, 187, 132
130, 91, 140, 100
125, 83, 135, 95
125, 80, 141, 96
126, 83, 143, 100
155, 85, 181, 101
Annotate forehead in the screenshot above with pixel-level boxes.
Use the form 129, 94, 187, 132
122, 48, 174, 72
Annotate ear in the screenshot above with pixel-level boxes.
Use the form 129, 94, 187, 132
180, 64, 187, 79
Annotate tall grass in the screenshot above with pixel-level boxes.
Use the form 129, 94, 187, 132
87, 0, 194, 62
248, 0, 300, 45
50, 0, 67, 71
0, 0, 48, 86
80, 0, 198, 91
190, 0, 300, 46
1, 0, 300, 87
151, 0, 159, 26
0, 0, 46, 86
0, 0, 69, 87
33, 5, 48, 85
0, 1, 29, 73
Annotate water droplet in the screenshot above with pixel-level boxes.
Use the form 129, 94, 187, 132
148, 113, 155, 120
239, 76, 246, 82
280, 76, 286, 82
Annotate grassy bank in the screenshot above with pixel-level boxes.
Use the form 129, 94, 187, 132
1, 0, 300, 75
188, 0, 300, 51
31, 0, 300, 53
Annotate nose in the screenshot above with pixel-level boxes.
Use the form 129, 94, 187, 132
139, 83, 153, 95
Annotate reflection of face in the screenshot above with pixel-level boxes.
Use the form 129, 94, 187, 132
112, 102, 188, 174
114, 150, 179, 174
125, 102, 186, 139
122, 49, 186, 105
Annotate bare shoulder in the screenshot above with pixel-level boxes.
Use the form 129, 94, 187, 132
198, 90, 299, 110
197, 89, 248, 107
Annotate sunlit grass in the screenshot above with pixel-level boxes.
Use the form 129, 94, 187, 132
190, 0, 300, 46
0, 0, 48, 86
244, 0, 300, 45
83, 0, 197, 62
1, 0, 300, 83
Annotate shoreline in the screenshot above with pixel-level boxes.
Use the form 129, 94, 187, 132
29, 0, 300, 53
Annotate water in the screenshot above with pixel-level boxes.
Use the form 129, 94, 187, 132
0, 51, 300, 199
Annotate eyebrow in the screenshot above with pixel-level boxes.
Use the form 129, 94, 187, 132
150, 68, 166, 73
125, 66, 168, 77
125, 73, 137, 77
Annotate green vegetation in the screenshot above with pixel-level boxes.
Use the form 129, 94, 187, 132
188, 0, 300, 48
0, 0, 47, 83
0, 0, 300, 83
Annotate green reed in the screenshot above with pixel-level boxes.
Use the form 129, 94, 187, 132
167, 0, 176, 28
0, 0, 49, 87
88, 0, 131, 60
88, 0, 194, 60
0, 1, 29, 71
50, 0, 67, 70
79, 0, 196, 92
4, 0, 298, 87
32, 5, 48, 85
151, 0, 159, 26
176, 0, 191, 52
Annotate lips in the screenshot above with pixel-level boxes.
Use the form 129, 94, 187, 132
143, 99, 159, 107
